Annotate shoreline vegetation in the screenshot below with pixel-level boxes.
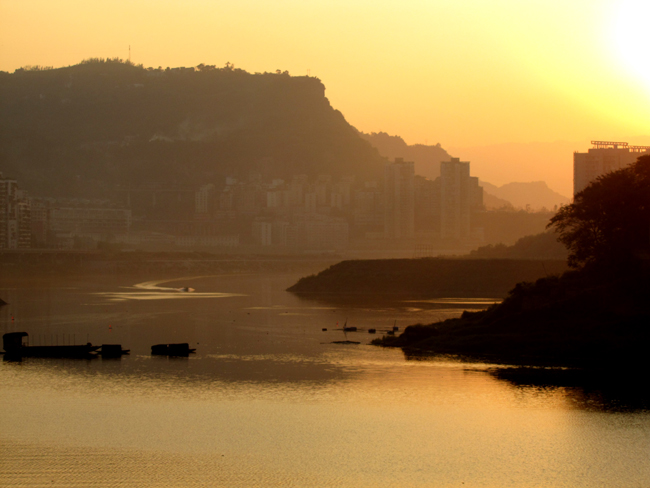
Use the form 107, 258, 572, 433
288, 256, 650, 368
373, 268, 650, 368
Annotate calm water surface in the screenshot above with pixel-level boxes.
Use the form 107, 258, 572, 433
1, 271, 649, 487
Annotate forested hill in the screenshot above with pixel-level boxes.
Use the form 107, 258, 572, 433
0, 60, 385, 197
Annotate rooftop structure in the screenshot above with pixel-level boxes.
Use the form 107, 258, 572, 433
573, 141, 650, 195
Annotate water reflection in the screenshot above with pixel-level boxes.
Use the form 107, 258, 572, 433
403, 350, 650, 412
95, 276, 247, 301
96, 291, 245, 301
2, 271, 650, 487
490, 366, 650, 412
294, 293, 503, 311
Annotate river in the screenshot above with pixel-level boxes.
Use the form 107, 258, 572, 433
1, 270, 649, 487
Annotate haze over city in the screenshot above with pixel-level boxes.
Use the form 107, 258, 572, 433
3, 1, 650, 487
3, 0, 650, 195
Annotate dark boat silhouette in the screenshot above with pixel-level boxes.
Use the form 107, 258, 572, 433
342, 318, 357, 332
151, 343, 196, 357
100, 344, 130, 358
2, 332, 100, 358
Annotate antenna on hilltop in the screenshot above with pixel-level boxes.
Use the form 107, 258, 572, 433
129, 45, 131, 63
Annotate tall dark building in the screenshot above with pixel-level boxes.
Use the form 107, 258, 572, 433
384, 158, 415, 239
0, 173, 31, 249
573, 141, 649, 195
439, 158, 482, 240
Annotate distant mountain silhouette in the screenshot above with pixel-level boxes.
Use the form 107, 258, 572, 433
360, 132, 566, 211
359, 132, 451, 180
482, 191, 513, 209
480, 181, 569, 210
448, 141, 583, 198
0, 60, 385, 197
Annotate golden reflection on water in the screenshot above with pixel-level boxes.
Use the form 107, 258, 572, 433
2, 352, 650, 488
403, 298, 503, 305
95, 291, 246, 301
96, 276, 247, 301
1, 272, 650, 487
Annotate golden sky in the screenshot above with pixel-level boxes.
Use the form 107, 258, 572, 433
2, 0, 650, 194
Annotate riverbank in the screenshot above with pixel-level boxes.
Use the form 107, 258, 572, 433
287, 258, 568, 298
374, 269, 650, 368
0, 250, 338, 276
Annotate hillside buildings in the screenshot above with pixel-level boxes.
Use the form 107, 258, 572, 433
574, 141, 650, 195
0, 157, 487, 253
383, 157, 483, 243
49, 206, 132, 237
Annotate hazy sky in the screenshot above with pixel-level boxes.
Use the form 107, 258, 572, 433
2, 0, 649, 194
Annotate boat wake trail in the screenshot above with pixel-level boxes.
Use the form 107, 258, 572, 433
94, 276, 247, 302
133, 277, 205, 292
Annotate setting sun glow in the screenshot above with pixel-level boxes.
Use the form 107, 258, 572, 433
612, 0, 650, 90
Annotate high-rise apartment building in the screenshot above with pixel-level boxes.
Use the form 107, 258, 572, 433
49, 206, 131, 236
384, 158, 415, 239
195, 184, 215, 215
574, 141, 649, 195
0, 173, 31, 249
30, 198, 49, 247
439, 158, 482, 241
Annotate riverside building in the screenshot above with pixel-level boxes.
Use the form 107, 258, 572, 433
573, 141, 650, 195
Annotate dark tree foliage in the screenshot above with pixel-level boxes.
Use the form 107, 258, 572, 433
548, 155, 650, 269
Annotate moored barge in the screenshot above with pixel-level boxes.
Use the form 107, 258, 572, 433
2, 332, 100, 358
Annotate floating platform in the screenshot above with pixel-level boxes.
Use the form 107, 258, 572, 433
100, 344, 130, 358
2, 332, 100, 358
151, 343, 196, 357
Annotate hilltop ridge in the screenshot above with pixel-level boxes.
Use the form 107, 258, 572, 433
0, 59, 385, 197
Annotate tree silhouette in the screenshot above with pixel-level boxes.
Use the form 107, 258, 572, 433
548, 155, 650, 269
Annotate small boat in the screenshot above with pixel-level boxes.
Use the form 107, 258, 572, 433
100, 344, 130, 358
151, 343, 196, 357
177, 287, 195, 293
341, 318, 356, 332
2, 332, 100, 358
